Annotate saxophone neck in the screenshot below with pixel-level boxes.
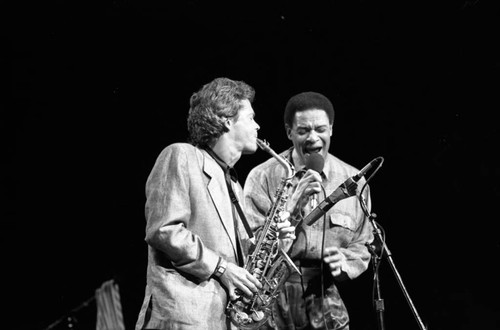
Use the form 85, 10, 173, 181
256, 138, 295, 178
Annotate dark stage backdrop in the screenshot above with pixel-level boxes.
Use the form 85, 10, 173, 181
11, 1, 499, 330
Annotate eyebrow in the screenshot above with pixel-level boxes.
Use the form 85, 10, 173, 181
296, 124, 328, 129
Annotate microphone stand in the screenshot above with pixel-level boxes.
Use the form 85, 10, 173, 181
44, 295, 95, 329
361, 198, 427, 330
366, 234, 385, 330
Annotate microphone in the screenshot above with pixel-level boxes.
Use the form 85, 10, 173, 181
304, 152, 325, 209
304, 158, 381, 226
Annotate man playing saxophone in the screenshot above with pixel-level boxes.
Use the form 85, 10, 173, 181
135, 77, 295, 330
244, 91, 374, 330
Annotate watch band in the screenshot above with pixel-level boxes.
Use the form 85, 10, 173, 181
214, 257, 227, 278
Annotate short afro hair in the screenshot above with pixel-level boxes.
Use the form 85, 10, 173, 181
284, 91, 334, 128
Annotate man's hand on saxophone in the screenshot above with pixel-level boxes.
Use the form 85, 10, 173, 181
219, 219, 296, 302
218, 262, 262, 301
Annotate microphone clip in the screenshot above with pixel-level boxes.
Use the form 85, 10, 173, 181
341, 178, 359, 197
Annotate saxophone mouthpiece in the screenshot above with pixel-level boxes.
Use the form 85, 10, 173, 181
256, 138, 269, 151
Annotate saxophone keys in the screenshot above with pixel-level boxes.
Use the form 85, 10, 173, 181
251, 310, 265, 322
253, 268, 263, 274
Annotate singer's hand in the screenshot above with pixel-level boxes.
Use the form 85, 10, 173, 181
323, 246, 347, 279
287, 169, 322, 213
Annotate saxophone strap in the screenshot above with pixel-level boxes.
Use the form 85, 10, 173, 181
227, 183, 254, 239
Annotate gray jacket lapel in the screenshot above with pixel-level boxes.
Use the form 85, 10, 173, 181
202, 151, 239, 256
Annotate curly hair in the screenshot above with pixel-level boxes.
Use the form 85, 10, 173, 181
284, 91, 335, 128
187, 77, 255, 147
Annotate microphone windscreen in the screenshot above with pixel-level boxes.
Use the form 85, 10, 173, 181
305, 152, 324, 173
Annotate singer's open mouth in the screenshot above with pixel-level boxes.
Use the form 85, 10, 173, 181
303, 147, 322, 155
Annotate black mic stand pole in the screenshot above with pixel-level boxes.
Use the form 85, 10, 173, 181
366, 231, 385, 330
44, 295, 95, 329
361, 198, 427, 330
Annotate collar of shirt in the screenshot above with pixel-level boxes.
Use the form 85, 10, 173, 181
204, 147, 238, 183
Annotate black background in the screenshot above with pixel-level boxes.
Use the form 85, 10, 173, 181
10, 1, 500, 329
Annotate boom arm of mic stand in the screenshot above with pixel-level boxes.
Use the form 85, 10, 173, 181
362, 202, 427, 330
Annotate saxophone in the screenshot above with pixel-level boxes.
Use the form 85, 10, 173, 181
226, 138, 301, 329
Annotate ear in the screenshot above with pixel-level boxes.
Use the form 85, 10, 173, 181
224, 117, 232, 130
285, 125, 293, 141
329, 123, 333, 137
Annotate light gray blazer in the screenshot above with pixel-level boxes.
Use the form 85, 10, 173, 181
136, 143, 249, 329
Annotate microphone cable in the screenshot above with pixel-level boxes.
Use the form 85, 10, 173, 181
358, 157, 388, 323
318, 182, 331, 330
318, 156, 384, 330
358, 156, 385, 260
358, 156, 384, 212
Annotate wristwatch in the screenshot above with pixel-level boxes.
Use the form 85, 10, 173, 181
213, 257, 227, 278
